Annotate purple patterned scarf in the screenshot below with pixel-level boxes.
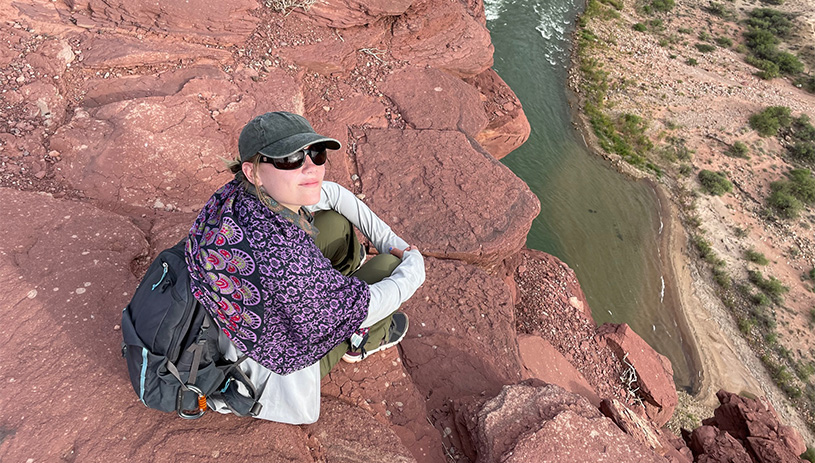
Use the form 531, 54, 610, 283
185, 180, 370, 375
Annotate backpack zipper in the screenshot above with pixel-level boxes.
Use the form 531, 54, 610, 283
152, 262, 169, 291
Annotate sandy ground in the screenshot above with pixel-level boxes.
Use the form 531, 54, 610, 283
574, 0, 815, 444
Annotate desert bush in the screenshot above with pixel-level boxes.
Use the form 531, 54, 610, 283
748, 269, 789, 304
745, 248, 770, 265
749, 106, 791, 137
713, 267, 731, 288
795, 75, 815, 94
686, 58, 698, 66
767, 188, 804, 218
695, 43, 717, 53
698, 170, 733, 195
633, 23, 647, 32
786, 169, 815, 202
738, 316, 756, 334
802, 447, 815, 463
792, 115, 815, 142
746, 8, 794, 38
790, 142, 815, 162
715, 36, 734, 47
650, 0, 675, 12
728, 141, 750, 158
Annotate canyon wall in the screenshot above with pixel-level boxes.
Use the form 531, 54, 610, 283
0, 0, 806, 461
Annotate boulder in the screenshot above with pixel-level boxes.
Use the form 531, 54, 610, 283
466, 68, 531, 159
399, 257, 523, 455
320, 347, 444, 463
391, 0, 493, 77
305, 397, 417, 462
301, 0, 414, 28
696, 390, 807, 462
514, 249, 631, 404
457, 381, 668, 463
688, 425, 753, 463
63, 0, 259, 44
50, 67, 302, 211
518, 334, 601, 406
357, 128, 539, 271
380, 67, 488, 139
598, 323, 677, 427
600, 399, 692, 462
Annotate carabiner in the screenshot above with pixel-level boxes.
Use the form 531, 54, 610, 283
177, 384, 206, 419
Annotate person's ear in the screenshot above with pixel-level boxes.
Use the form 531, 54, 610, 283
242, 162, 259, 186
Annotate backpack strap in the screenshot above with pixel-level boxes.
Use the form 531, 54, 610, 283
214, 356, 263, 417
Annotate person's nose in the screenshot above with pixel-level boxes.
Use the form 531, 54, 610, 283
302, 154, 320, 172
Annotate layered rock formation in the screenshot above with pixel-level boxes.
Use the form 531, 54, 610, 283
0, 0, 806, 462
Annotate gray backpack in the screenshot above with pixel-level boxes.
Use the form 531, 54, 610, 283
121, 240, 261, 419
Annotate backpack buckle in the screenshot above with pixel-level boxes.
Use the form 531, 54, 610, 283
177, 384, 206, 419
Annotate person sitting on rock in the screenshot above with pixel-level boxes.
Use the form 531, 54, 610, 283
184, 111, 425, 424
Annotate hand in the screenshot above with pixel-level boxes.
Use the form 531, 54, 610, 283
389, 245, 416, 259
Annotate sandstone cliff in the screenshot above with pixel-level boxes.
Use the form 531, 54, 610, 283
0, 0, 805, 462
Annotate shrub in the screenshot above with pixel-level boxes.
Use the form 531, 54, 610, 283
746, 8, 794, 38
786, 169, 815, 202
633, 23, 648, 32
679, 164, 693, 176
713, 267, 731, 288
745, 248, 770, 265
678, 27, 693, 34
761, 0, 784, 4
686, 58, 698, 66
692, 234, 713, 259
748, 269, 789, 303
774, 51, 805, 74
695, 43, 717, 53
706, 1, 733, 17
802, 447, 815, 463
715, 36, 734, 47
746, 56, 781, 79
651, 0, 675, 12
789, 142, 815, 162
728, 141, 750, 158
749, 106, 792, 137
795, 75, 815, 94
698, 170, 733, 195
792, 115, 815, 142
767, 188, 803, 218
738, 317, 756, 334
752, 291, 770, 306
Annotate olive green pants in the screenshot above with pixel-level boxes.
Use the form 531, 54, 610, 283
312, 210, 400, 378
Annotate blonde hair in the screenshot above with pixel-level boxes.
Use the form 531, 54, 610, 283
227, 154, 279, 211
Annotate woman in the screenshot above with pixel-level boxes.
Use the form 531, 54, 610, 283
185, 111, 425, 424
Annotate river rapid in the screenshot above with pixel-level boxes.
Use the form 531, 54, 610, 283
485, 0, 697, 391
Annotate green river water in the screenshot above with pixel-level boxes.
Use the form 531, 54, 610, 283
485, 0, 698, 391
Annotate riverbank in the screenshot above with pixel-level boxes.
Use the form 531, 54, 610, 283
567, 0, 815, 444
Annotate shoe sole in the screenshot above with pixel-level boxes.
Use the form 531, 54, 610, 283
342, 313, 409, 363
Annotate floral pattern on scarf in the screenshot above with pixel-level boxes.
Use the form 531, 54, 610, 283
185, 180, 370, 375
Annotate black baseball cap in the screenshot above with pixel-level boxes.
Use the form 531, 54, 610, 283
238, 111, 341, 162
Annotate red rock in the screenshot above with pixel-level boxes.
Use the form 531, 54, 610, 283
305, 397, 418, 462
78, 35, 232, 69
67, 0, 259, 44
302, 0, 414, 28
320, 347, 444, 463
519, 334, 601, 406
391, 0, 493, 77
357, 128, 539, 271
699, 390, 807, 461
747, 437, 808, 463
380, 67, 488, 139
465, 69, 532, 159
598, 323, 677, 427
50, 67, 302, 211
689, 425, 752, 463
458, 381, 667, 463
400, 257, 523, 456
600, 398, 692, 462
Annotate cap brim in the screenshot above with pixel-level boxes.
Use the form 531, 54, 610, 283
257, 133, 341, 159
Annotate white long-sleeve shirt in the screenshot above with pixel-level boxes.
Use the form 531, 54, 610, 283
211, 181, 425, 424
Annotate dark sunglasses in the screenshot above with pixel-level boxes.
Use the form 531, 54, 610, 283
258, 143, 328, 170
